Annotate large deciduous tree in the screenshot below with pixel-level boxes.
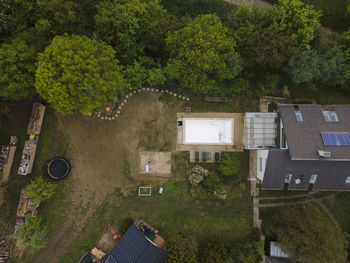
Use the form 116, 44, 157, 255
26, 176, 57, 204
0, 39, 36, 100
95, 1, 140, 64
287, 46, 346, 86
95, 0, 174, 63
268, 0, 321, 48
35, 34, 127, 114
166, 14, 242, 93
228, 4, 294, 67
265, 205, 348, 263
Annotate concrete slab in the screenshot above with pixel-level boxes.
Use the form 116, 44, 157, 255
138, 151, 171, 177
96, 231, 118, 254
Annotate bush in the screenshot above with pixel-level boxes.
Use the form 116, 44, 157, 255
165, 234, 198, 263
13, 215, 48, 251
199, 240, 228, 263
118, 217, 134, 234
202, 172, 221, 191
218, 154, 240, 177
188, 165, 209, 186
228, 230, 264, 263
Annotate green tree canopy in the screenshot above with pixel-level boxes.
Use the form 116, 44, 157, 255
217, 154, 240, 177
287, 46, 346, 86
0, 38, 36, 100
165, 234, 198, 263
26, 176, 57, 204
199, 240, 228, 263
136, 0, 178, 60
264, 205, 348, 263
166, 14, 242, 93
228, 4, 294, 67
228, 230, 263, 263
268, 0, 321, 48
287, 49, 321, 85
13, 215, 48, 251
35, 34, 128, 114
95, 0, 173, 63
95, 1, 140, 64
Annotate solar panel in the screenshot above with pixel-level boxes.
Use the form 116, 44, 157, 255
105, 255, 118, 263
329, 133, 338, 145
336, 133, 346, 146
322, 132, 350, 146
321, 133, 331, 146
344, 133, 350, 146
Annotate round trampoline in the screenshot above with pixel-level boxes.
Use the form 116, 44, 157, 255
44, 157, 70, 180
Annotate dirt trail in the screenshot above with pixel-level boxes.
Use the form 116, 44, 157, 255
33, 93, 182, 263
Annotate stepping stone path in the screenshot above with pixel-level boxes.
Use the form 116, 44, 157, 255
93, 89, 190, 121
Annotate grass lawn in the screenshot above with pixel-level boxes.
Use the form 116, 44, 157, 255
320, 192, 350, 234
58, 151, 253, 262
264, 0, 350, 31
59, 179, 253, 263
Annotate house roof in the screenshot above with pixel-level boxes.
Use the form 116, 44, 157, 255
78, 252, 93, 263
265, 257, 291, 263
279, 104, 350, 160
105, 224, 168, 263
262, 149, 350, 190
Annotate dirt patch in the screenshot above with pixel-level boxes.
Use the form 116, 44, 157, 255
33, 93, 184, 263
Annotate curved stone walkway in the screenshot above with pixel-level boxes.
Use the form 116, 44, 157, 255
94, 88, 190, 121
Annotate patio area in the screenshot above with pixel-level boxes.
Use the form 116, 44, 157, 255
176, 112, 245, 163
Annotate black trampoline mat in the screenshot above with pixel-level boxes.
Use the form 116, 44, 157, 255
47, 158, 69, 179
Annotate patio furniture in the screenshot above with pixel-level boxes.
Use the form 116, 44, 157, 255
202, 152, 207, 162
206, 152, 211, 161
195, 152, 199, 162
215, 152, 220, 163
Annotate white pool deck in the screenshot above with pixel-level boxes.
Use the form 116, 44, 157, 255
176, 112, 244, 162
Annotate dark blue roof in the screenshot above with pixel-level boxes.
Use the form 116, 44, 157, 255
106, 224, 168, 263
79, 252, 94, 263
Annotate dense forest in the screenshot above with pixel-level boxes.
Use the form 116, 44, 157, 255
1, 0, 350, 114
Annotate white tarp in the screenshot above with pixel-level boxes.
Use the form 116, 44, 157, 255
184, 119, 233, 145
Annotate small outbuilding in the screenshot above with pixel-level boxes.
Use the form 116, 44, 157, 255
104, 224, 168, 263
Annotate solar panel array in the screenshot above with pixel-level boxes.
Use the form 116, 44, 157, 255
105, 255, 118, 263
321, 132, 350, 146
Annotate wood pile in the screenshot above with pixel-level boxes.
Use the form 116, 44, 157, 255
0, 239, 9, 263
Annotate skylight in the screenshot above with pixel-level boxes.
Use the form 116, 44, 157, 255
285, 174, 292, 184
322, 111, 339, 122
294, 111, 303, 122
346, 176, 350, 184
309, 174, 317, 184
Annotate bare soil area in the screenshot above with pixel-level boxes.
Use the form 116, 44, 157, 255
33, 93, 183, 263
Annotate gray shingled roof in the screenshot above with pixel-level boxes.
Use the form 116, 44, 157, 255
105, 224, 168, 263
262, 149, 350, 190
279, 104, 350, 160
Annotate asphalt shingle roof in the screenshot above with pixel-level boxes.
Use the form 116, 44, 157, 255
279, 104, 350, 160
106, 224, 168, 263
262, 149, 350, 190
